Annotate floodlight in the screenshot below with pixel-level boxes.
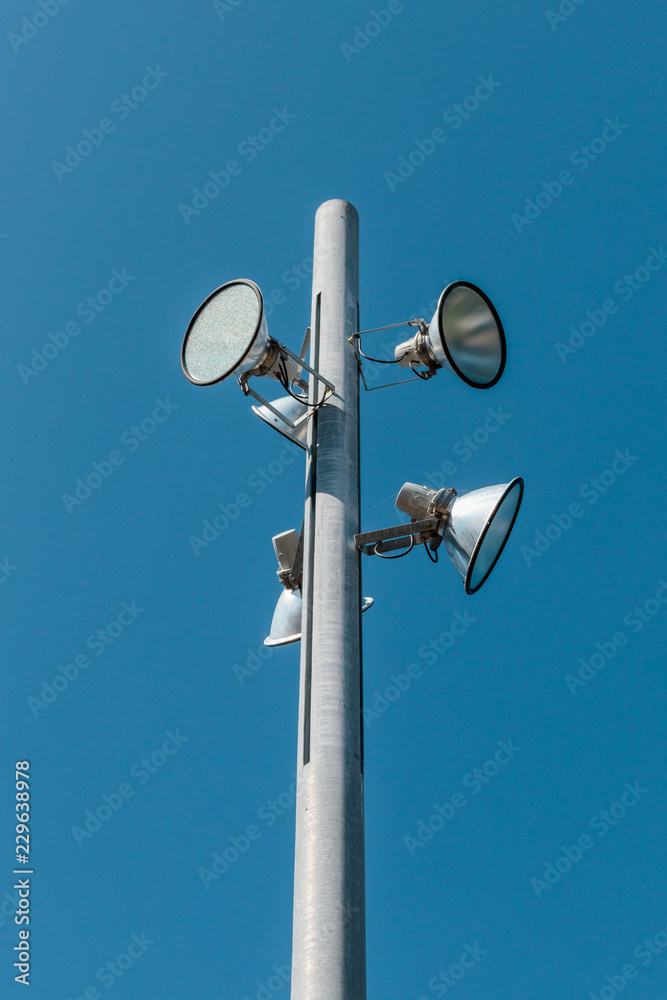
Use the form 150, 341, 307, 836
251, 395, 309, 450
181, 279, 300, 387
266, 588, 304, 647
265, 592, 374, 647
394, 281, 506, 388
395, 477, 524, 593
265, 528, 373, 646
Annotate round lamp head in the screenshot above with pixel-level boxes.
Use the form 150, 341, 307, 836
428, 281, 506, 389
181, 279, 269, 386
443, 478, 524, 593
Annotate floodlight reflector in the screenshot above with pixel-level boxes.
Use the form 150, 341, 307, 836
264, 593, 374, 647
395, 476, 524, 593
429, 282, 506, 388
443, 478, 524, 593
252, 396, 309, 450
394, 281, 506, 388
265, 588, 303, 647
182, 279, 271, 386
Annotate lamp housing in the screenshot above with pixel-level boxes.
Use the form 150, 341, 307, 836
181, 279, 300, 387
251, 395, 309, 450
394, 281, 506, 389
396, 477, 523, 593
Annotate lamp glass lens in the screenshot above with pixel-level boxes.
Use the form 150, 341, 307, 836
440, 284, 504, 386
184, 282, 261, 383
468, 479, 522, 591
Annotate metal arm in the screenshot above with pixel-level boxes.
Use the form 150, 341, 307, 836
354, 517, 442, 555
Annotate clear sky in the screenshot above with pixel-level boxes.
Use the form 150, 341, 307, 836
2, 1, 667, 997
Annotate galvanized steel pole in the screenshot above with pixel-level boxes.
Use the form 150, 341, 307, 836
290, 200, 366, 1000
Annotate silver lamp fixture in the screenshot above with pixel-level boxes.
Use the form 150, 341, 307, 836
181, 279, 299, 387
395, 478, 524, 593
251, 395, 309, 451
179, 202, 528, 997
265, 529, 373, 646
181, 278, 334, 443
393, 281, 506, 388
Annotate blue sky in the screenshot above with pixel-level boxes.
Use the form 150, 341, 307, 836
2, 0, 667, 997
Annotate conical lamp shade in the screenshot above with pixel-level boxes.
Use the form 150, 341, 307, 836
427, 281, 506, 389
265, 589, 303, 647
443, 478, 523, 594
264, 592, 374, 647
251, 395, 309, 450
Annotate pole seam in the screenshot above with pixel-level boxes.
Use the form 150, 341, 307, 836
302, 292, 321, 768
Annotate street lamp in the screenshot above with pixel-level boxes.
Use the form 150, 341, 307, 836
180, 201, 524, 1000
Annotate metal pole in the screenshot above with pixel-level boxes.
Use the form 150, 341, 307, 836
290, 200, 365, 1000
